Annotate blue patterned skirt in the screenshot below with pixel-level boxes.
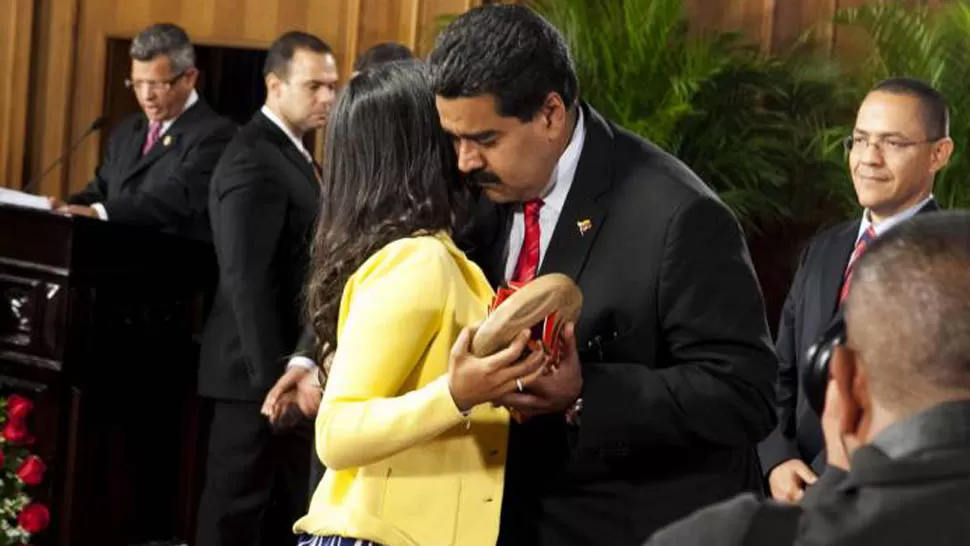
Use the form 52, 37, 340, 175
297, 535, 384, 546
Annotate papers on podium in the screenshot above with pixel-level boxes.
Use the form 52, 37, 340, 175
0, 188, 52, 211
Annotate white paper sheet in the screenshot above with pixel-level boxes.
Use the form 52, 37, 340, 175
0, 188, 52, 211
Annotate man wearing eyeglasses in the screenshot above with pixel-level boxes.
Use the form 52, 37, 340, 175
51, 23, 236, 242
757, 77, 952, 504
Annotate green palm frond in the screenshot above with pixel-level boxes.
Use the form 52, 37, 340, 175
534, 0, 855, 231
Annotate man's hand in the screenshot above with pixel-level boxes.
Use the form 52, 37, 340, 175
47, 196, 67, 210
447, 325, 548, 412
63, 205, 98, 218
768, 459, 818, 503
492, 323, 582, 419
294, 366, 323, 416
262, 366, 312, 424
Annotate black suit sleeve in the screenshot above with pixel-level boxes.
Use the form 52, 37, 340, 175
579, 196, 777, 449
758, 247, 810, 473
210, 149, 288, 389
104, 121, 235, 228
292, 325, 317, 361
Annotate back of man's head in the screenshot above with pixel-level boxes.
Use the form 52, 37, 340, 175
847, 211, 970, 414
353, 42, 414, 73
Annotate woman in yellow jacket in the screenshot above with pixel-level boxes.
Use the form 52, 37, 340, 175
293, 61, 546, 546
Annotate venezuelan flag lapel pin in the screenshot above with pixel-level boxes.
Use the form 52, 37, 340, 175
577, 218, 592, 236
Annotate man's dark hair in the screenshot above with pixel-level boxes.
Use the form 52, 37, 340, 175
130, 23, 195, 74
848, 211, 970, 412
263, 31, 333, 79
427, 4, 578, 121
871, 77, 950, 140
353, 42, 414, 72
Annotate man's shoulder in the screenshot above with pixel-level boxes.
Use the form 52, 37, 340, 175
645, 493, 763, 545
595, 115, 726, 218
646, 494, 799, 546
796, 218, 859, 263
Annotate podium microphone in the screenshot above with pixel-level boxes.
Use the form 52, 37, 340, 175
22, 115, 108, 195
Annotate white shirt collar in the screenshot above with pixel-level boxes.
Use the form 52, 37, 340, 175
260, 104, 312, 162
159, 89, 199, 135
858, 194, 935, 242
538, 108, 586, 213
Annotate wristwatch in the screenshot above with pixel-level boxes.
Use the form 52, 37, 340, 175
565, 397, 583, 427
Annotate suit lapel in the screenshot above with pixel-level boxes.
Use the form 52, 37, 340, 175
120, 117, 148, 173
471, 198, 513, 286
282, 144, 317, 188
538, 104, 613, 281
119, 100, 209, 188
816, 221, 859, 320
815, 197, 940, 321
253, 112, 317, 190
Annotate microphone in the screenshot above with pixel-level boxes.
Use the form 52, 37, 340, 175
22, 116, 108, 195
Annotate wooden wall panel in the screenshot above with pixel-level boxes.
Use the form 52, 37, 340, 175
16, 0, 481, 198
0, 0, 35, 190
7, 0, 951, 198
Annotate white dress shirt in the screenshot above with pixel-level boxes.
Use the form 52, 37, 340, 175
503, 108, 587, 281
260, 104, 313, 163
856, 193, 935, 244
92, 89, 200, 220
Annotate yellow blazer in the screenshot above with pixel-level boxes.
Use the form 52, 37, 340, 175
293, 232, 508, 546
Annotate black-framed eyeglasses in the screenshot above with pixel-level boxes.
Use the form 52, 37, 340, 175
124, 72, 185, 93
843, 135, 942, 154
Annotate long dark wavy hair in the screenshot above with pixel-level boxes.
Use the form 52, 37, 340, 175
306, 60, 471, 365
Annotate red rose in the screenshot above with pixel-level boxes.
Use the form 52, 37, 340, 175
17, 455, 46, 486
6, 395, 33, 421
18, 503, 49, 533
3, 420, 29, 444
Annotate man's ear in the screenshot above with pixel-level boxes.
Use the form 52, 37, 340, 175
539, 92, 567, 135
931, 137, 954, 174
265, 72, 282, 98
831, 346, 863, 438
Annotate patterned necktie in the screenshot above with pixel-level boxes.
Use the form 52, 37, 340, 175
511, 199, 544, 284
840, 225, 877, 305
142, 121, 162, 156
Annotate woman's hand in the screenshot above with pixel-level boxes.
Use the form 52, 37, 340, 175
447, 325, 547, 412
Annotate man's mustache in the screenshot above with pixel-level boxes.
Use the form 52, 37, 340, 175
466, 170, 502, 186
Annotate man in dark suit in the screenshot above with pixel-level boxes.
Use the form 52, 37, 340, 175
427, 6, 778, 545
646, 211, 970, 546
258, 41, 418, 426
758, 78, 953, 503
195, 31, 338, 546
53, 23, 235, 242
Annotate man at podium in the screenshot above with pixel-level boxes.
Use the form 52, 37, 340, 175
50, 23, 236, 242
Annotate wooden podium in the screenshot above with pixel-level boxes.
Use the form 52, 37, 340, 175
0, 203, 215, 546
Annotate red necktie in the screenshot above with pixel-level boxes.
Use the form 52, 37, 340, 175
142, 121, 161, 156
840, 225, 876, 305
511, 199, 543, 284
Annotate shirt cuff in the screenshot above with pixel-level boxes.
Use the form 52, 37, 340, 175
91, 203, 108, 221
286, 356, 317, 371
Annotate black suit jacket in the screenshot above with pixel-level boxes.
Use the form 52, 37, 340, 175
471, 105, 778, 546
198, 111, 320, 402
68, 98, 236, 242
758, 199, 940, 475
646, 400, 970, 546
